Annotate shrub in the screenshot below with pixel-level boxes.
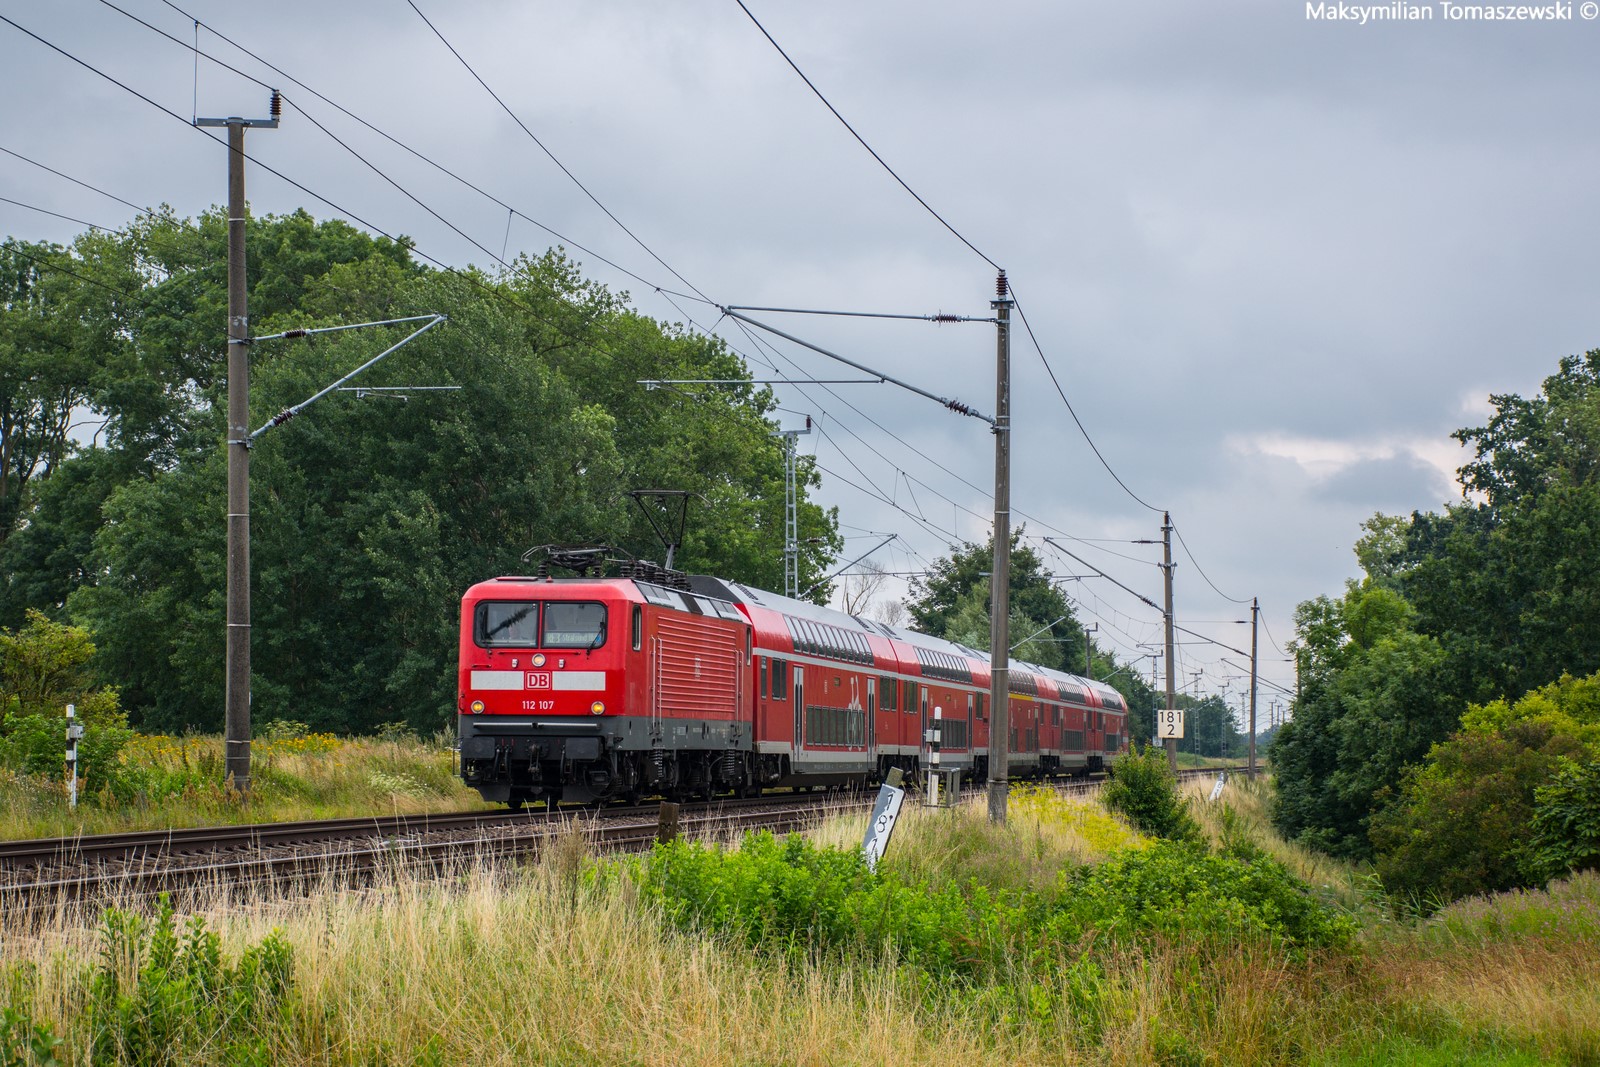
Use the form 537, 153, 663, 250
1525, 758, 1600, 882
1052, 839, 1358, 956
1369, 722, 1588, 907
1102, 745, 1203, 842
635, 827, 1353, 985
89, 899, 294, 1067
0, 610, 104, 726
0, 710, 135, 803
635, 831, 1021, 979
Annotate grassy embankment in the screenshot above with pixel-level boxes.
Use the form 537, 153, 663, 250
2, 775, 1595, 1065
0, 729, 490, 841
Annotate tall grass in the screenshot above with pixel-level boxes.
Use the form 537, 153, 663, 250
0, 783, 1591, 1065
0, 731, 489, 842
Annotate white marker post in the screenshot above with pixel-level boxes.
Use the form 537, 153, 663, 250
1209, 771, 1227, 803
65, 703, 82, 809
862, 767, 907, 872
925, 706, 943, 807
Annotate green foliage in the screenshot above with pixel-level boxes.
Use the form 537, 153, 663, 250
636, 830, 1016, 979
1172, 694, 1246, 758
1525, 758, 1600, 882
0, 210, 840, 735
89, 898, 294, 1067
0, 609, 118, 728
0, 1008, 60, 1067
1368, 721, 1588, 907
1052, 840, 1358, 956
634, 826, 1353, 997
1102, 745, 1202, 842
1271, 582, 1458, 859
0, 711, 135, 802
906, 530, 1080, 673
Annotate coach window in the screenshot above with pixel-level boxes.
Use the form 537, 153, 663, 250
631, 605, 643, 651
771, 659, 789, 700
542, 602, 607, 649
906, 682, 919, 714
475, 601, 539, 648
759, 657, 769, 699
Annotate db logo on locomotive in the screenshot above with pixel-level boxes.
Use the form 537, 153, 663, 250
525, 672, 552, 689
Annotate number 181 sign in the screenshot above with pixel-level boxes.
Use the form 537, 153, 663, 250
1156, 708, 1185, 739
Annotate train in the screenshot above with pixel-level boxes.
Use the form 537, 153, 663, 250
456, 560, 1129, 808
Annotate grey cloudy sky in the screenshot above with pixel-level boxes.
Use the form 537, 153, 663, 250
5, 0, 1597, 709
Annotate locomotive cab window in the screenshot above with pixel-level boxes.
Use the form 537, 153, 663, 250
542, 602, 607, 649
631, 605, 643, 651
475, 600, 539, 648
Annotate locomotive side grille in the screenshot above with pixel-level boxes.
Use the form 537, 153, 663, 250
655, 613, 741, 720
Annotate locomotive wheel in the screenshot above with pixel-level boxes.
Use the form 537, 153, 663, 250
506, 792, 526, 812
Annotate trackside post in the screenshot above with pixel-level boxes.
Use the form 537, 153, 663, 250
65, 703, 82, 809
862, 767, 907, 872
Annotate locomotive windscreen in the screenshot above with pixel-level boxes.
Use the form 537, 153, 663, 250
542, 602, 607, 648
476, 601, 539, 647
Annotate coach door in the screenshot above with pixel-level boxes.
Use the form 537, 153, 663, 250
793, 667, 805, 755
867, 678, 876, 751
921, 687, 930, 759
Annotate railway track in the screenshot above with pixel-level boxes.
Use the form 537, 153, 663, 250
0, 766, 1242, 909
0, 792, 870, 908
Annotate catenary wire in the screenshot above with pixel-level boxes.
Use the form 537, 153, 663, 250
404, 0, 713, 303
1170, 519, 1254, 606
730, 0, 1000, 273
135, 0, 704, 305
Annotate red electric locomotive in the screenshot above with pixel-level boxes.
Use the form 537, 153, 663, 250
456, 564, 1129, 808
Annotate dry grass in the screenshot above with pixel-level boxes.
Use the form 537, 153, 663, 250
0, 783, 1590, 1065
0, 732, 491, 842
808, 783, 1146, 900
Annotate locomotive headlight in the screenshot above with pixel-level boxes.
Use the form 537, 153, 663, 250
470, 700, 485, 715
532, 653, 547, 667
590, 701, 605, 715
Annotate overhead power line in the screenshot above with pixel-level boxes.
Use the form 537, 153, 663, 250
138, 0, 700, 305
1170, 519, 1254, 605
0, 195, 120, 236
405, 0, 711, 303
731, 0, 1000, 272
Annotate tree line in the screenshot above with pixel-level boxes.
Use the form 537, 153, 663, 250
1271, 352, 1600, 904
0, 208, 839, 736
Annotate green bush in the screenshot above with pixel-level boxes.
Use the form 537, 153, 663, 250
0, 711, 135, 802
634, 828, 1354, 985
636, 831, 1026, 979
1369, 722, 1588, 908
89, 899, 294, 1067
1051, 839, 1358, 957
1102, 745, 1202, 842
1525, 758, 1600, 882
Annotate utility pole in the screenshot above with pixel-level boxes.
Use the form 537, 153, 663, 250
197, 93, 280, 796
1084, 622, 1098, 680
1249, 597, 1259, 777
987, 271, 1012, 825
1161, 512, 1177, 771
